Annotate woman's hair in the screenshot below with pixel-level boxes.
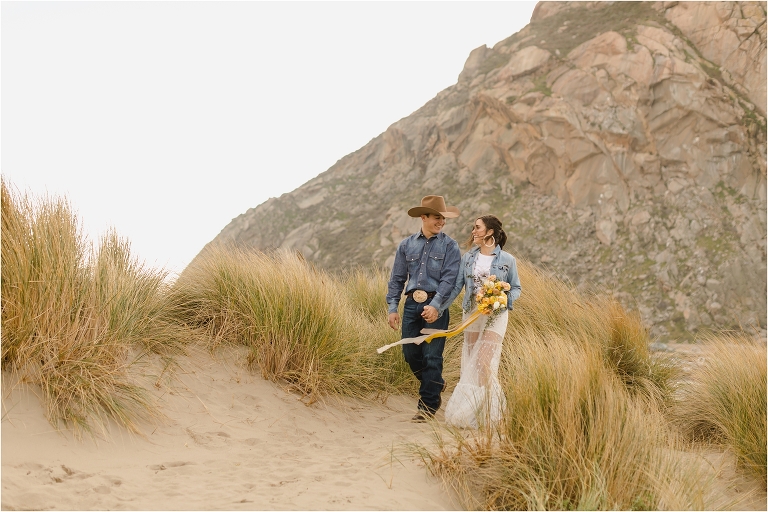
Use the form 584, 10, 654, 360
465, 215, 508, 250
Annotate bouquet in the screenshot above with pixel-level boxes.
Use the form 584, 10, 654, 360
475, 275, 511, 317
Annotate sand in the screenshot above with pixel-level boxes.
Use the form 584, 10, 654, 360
1, 347, 458, 510
3, 344, 765, 511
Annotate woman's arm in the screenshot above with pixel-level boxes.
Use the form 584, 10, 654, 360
506, 256, 521, 310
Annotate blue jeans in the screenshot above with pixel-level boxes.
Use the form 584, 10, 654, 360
401, 297, 449, 414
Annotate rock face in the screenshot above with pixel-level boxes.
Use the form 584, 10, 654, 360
664, 1, 767, 115
198, 1, 767, 341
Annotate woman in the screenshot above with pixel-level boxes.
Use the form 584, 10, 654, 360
444, 215, 521, 428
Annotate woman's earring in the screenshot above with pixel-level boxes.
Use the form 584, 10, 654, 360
484, 236, 496, 248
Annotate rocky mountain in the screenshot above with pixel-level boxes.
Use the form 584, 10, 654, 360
196, 1, 767, 342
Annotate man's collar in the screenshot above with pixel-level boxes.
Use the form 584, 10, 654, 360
417, 230, 442, 240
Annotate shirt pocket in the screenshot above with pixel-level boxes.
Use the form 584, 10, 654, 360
406, 253, 421, 276
426, 251, 445, 279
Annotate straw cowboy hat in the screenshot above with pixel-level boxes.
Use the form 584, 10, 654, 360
407, 195, 460, 218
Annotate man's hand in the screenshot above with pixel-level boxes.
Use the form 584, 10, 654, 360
388, 312, 400, 330
421, 305, 439, 324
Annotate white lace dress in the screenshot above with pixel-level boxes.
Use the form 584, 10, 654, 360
444, 254, 508, 429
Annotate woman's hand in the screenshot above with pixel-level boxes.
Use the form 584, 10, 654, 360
421, 305, 439, 323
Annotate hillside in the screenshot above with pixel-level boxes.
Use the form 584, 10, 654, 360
196, 1, 767, 341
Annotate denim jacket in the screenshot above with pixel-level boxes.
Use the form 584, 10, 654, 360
386, 231, 461, 314
447, 245, 522, 313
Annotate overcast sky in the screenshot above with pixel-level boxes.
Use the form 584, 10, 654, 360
2, 1, 537, 275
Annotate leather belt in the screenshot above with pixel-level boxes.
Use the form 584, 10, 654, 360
405, 289, 436, 304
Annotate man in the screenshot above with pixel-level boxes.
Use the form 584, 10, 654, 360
386, 195, 461, 422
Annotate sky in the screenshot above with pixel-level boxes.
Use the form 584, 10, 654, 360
2, 1, 537, 275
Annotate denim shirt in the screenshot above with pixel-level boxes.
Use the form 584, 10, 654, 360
386, 231, 461, 314
447, 245, 522, 313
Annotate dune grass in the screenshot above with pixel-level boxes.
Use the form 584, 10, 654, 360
3, 178, 764, 507
415, 259, 730, 510
1, 179, 189, 436
421, 329, 718, 510
171, 244, 412, 403
507, 260, 679, 404
670, 333, 767, 481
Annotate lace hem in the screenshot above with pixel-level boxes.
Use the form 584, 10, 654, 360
444, 381, 506, 429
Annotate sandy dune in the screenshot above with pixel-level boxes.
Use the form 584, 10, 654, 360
1, 348, 457, 510
3, 344, 765, 510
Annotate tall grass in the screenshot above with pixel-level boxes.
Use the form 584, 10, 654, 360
670, 333, 767, 480
507, 260, 679, 404
172, 245, 413, 402
422, 328, 719, 510
338, 264, 417, 393
1, 179, 188, 436
416, 259, 726, 510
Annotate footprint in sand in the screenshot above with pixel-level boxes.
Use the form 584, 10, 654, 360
185, 428, 231, 448
48, 464, 93, 483
18, 462, 44, 472
148, 461, 197, 471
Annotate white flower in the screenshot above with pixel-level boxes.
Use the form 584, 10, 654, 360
493, 301, 501, 310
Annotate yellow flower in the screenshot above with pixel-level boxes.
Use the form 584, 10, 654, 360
474, 275, 510, 315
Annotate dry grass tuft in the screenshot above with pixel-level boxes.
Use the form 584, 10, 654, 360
507, 260, 679, 403
424, 329, 715, 510
1, 179, 189, 436
172, 245, 412, 402
417, 259, 727, 510
670, 333, 767, 480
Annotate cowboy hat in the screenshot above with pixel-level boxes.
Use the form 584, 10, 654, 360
407, 195, 460, 218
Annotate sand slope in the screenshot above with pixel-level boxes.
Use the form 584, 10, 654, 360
4, 344, 765, 510
1, 348, 457, 510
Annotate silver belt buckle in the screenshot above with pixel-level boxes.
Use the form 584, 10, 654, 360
412, 290, 428, 303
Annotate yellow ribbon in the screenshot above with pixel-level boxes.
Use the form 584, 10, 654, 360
376, 310, 484, 354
